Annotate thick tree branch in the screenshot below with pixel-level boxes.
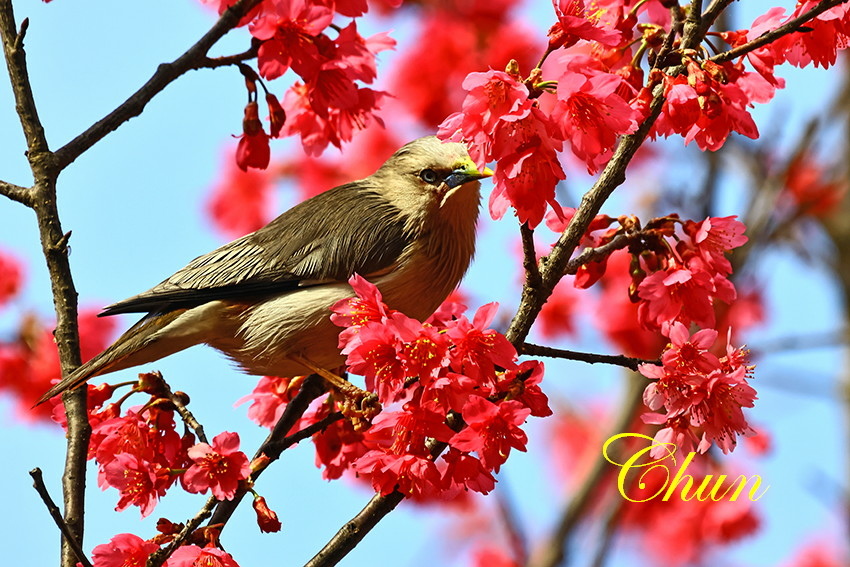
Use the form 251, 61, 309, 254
505, 88, 667, 348
51, 0, 264, 171
1, 4, 87, 566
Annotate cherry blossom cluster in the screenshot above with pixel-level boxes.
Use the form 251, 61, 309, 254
542, 211, 756, 455
202, 0, 396, 168
241, 275, 551, 499
438, 0, 850, 227
50, 375, 261, 518
89, 532, 241, 567
548, 212, 748, 333
47, 373, 285, 566
639, 322, 757, 457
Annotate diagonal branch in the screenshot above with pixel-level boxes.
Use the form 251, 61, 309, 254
208, 374, 330, 528
711, 0, 850, 64
29, 468, 93, 567
52, 0, 264, 171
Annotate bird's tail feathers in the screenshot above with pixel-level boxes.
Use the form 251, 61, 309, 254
34, 310, 188, 406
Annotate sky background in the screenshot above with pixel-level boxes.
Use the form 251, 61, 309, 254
0, 1, 847, 566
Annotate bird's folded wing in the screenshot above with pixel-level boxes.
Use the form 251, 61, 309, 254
101, 183, 413, 315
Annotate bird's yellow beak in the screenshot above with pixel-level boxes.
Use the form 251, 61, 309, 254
444, 158, 494, 189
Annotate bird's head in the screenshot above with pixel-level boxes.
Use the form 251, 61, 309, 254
376, 136, 493, 210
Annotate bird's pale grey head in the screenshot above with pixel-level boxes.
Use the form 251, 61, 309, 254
376, 136, 493, 207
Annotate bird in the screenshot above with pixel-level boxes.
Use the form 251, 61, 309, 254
37, 136, 491, 405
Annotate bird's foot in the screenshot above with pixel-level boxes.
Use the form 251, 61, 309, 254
291, 355, 382, 431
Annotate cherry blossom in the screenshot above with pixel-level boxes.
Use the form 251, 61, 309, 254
183, 431, 252, 500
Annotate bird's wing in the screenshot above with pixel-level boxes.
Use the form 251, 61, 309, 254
101, 183, 413, 315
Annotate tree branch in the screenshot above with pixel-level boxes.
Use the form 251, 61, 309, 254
0, 4, 87, 566
711, 0, 850, 64
563, 233, 631, 276
304, 491, 407, 567
29, 468, 93, 567
0, 178, 32, 206
208, 374, 329, 527
51, 0, 264, 171
520, 222, 542, 289
521, 343, 658, 372
158, 372, 209, 445
0, 11, 51, 162
146, 497, 218, 567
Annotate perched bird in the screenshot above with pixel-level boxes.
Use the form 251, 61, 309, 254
37, 136, 490, 404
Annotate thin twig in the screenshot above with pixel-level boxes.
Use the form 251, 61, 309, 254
711, 0, 850, 64
197, 44, 260, 70
156, 372, 208, 444
521, 343, 658, 372
29, 468, 93, 567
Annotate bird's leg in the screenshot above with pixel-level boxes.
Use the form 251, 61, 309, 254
290, 355, 381, 431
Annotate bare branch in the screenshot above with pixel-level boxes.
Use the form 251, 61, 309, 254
563, 233, 631, 276
156, 372, 209, 445
0, 7, 51, 162
52, 0, 264, 171
0, 178, 32, 206
305, 491, 407, 567
522, 343, 658, 371
29, 468, 93, 567
1, 4, 89, 566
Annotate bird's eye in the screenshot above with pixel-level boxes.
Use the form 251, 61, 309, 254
419, 169, 440, 184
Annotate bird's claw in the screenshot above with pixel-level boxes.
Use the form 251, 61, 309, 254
291, 355, 382, 431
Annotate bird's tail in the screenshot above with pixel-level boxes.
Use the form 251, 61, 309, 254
35, 309, 189, 406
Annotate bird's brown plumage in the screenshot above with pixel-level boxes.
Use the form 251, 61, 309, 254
37, 136, 488, 404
